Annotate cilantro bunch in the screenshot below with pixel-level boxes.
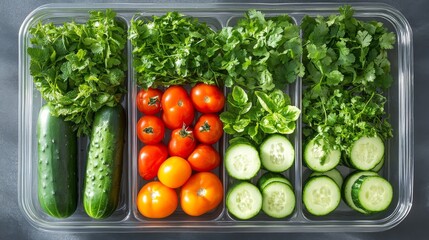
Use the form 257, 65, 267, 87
301, 6, 395, 154
28, 10, 127, 136
129, 12, 222, 88
217, 10, 304, 91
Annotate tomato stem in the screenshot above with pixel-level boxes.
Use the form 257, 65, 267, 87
143, 127, 154, 134
199, 121, 211, 132
148, 96, 160, 106
179, 123, 194, 139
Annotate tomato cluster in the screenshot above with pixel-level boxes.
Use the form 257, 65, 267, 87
135, 83, 225, 218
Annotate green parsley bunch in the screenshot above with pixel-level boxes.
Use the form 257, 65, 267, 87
28, 9, 127, 136
302, 5, 395, 154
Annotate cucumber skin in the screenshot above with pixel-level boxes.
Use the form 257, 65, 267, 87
37, 105, 78, 218
351, 175, 373, 213
83, 105, 126, 219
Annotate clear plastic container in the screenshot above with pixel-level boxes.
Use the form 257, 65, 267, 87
18, 2, 414, 232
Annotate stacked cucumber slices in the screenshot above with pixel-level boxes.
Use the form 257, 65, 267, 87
225, 136, 296, 220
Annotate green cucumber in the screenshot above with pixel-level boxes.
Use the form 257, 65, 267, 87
83, 105, 126, 219
37, 104, 77, 218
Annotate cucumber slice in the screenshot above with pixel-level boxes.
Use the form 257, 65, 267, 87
225, 143, 260, 180
351, 175, 393, 213
226, 182, 262, 220
342, 171, 378, 214
259, 134, 294, 172
349, 135, 384, 170
304, 138, 341, 172
257, 172, 292, 190
303, 176, 341, 216
310, 168, 343, 188
371, 157, 385, 172
261, 182, 295, 218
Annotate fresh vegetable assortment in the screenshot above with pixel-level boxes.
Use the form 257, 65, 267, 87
29, 10, 127, 219
28, 5, 397, 221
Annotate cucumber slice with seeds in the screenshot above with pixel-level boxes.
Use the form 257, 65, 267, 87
225, 143, 260, 180
259, 134, 294, 172
303, 176, 341, 216
342, 171, 378, 214
226, 182, 262, 220
261, 181, 295, 218
304, 138, 341, 172
351, 175, 393, 213
349, 136, 384, 170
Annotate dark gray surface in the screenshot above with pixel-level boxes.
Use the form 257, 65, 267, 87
1, 0, 427, 239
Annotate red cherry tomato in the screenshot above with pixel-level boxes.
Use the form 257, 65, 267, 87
191, 83, 225, 113
168, 125, 197, 158
136, 88, 163, 115
138, 144, 169, 180
161, 86, 195, 129
194, 114, 223, 144
187, 144, 221, 172
137, 115, 165, 144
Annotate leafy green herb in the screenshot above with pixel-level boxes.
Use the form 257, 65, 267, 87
301, 5, 394, 155
216, 10, 304, 91
129, 12, 222, 88
220, 86, 300, 145
28, 9, 127, 136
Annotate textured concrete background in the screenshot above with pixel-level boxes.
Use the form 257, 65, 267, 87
1, 0, 427, 239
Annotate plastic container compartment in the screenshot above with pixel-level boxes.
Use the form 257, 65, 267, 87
18, 2, 413, 232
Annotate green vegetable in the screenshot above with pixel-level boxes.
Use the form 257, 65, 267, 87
37, 104, 77, 218
129, 12, 222, 88
301, 5, 394, 156
217, 10, 304, 91
83, 105, 126, 219
220, 86, 300, 144
28, 10, 127, 136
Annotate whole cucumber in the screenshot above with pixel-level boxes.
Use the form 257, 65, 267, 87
37, 104, 78, 218
83, 104, 126, 219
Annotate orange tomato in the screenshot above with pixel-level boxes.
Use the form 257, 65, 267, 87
158, 156, 192, 188
136, 181, 178, 218
180, 172, 223, 216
